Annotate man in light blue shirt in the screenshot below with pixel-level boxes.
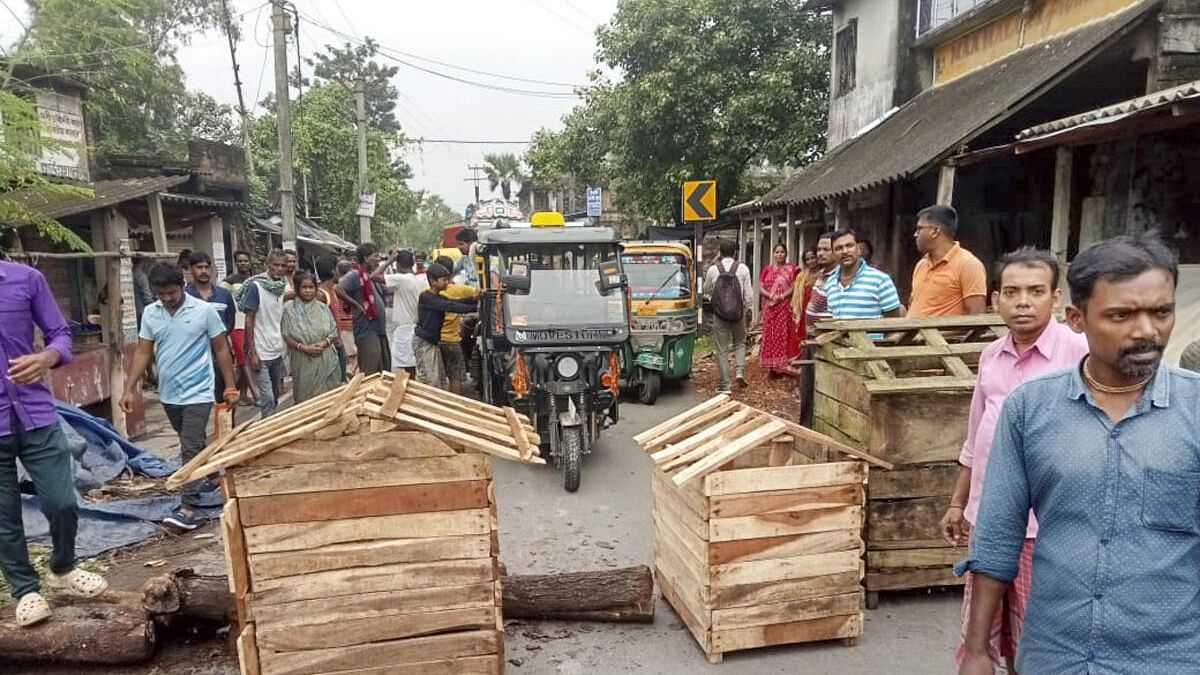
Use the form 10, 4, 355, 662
121, 264, 237, 532
824, 229, 903, 320
957, 232, 1198, 675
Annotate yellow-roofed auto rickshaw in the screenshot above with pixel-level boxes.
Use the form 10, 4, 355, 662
619, 241, 697, 404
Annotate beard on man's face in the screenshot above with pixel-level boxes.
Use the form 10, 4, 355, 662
1116, 339, 1165, 379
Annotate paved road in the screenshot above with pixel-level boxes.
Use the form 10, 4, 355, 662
496, 386, 961, 674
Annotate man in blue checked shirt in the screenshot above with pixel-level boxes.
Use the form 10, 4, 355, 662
958, 232, 1199, 675
825, 229, 905, 329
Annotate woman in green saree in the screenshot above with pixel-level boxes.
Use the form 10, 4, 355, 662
281, 272, 341, 403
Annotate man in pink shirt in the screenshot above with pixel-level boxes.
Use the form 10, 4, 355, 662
941, 248, 1089, 672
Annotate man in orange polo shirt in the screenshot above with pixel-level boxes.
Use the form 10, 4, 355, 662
909, 205, 988, 317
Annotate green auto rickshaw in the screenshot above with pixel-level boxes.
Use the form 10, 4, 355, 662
619, 241, 697, 404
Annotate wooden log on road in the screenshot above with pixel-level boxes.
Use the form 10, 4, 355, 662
0, 601, 155, 665
142, 568, 235, 624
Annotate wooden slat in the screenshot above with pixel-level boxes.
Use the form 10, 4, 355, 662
378, 369, 410, 418
258, 629, 500, 675
652, 475, 709, 542
815, 314, 1005, 332
645, 403, 743, 452
382, 371, 531, 423
633, 393, 730, 445
672, 421, 789, 486
245, 509, 492, 555
709, 483, 863, 519
232, 455, 491, 498
707, 529, 862, 566
846, 332, 895, 381
865, 375, 978, 394
814, 360, 871, 412
867, 546, 966, 570
710, 505, 862, 543
252, 582, 494, 627
866, 393, 969, 463
867, 566, 963, 592
710, 613, 862, 654
503, 407, 534, 461
237, 622, 260, 675
166, 417, 254, 489
812, 395, 870, 447
869, 463, 961, 500
712, 570, 862, 609
366, 394, 537, 449
322, 371, 364, 423
867, 496, 950, 545
831, 341, 987, 361
705, 462, 867, 497
728, 402, 892, 469
711, 549, 862, 588
249, 534, 493, 580
246, 432, 458, 467
186, 416, 341, 480
649, 408, 755, 467
656, 572, 711, 656
257, 606, 497, 652
222, 499, 252, 625
308, 655, 501, 675
661, 414, 767, 475
237, 481, 490, 527
252, 558, 496, 606
363, 401, 545, 465
711, 591, 860, 631
921, 328, 975, 378
652, 513, 708, 574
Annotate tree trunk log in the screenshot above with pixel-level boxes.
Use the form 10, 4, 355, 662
502, 565, 655, 623
142, 569, 233, 624
0, 602, 155, 664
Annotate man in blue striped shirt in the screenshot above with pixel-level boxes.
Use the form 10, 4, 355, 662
825, 229, 904, 323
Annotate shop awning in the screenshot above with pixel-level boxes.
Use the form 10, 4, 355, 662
2, 175, 189, 221
251, 215, 356, 252
756, 0, 1154, 207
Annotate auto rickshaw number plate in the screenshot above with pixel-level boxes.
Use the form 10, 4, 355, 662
637, 306, 658, 316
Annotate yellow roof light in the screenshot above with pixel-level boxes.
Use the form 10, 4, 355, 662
530, 211, 566, 227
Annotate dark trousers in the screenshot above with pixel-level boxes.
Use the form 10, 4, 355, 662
163, 403, 211, 508
0, 420, 77, 598
356, 333, 392, 375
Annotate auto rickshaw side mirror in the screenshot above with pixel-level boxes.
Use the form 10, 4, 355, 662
501, 261, 532, 293
597, 260, 623, 293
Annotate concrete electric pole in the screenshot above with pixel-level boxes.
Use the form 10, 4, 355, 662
355, 81, 372, 244
464, 165, 487, 207
271, 0, 297, 250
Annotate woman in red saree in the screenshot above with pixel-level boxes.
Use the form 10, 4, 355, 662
758, 244, 800, 376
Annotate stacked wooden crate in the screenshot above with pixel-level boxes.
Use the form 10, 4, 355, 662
167, 372, 542, 675
636, 395, 892, 664
811, 315, 1005, 607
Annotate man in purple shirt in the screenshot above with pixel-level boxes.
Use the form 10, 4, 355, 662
0, 260, 108, 627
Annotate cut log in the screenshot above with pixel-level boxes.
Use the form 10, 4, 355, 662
139, 565, 656, 625
502, 565, 655, 623
0, 601, 155, 665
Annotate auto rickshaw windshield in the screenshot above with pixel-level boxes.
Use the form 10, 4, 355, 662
501, 243, 627, 328
622, 253, 691, 301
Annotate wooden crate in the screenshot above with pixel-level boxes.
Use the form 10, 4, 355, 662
812, 315, 1006, 604
168, 372, 544, 675
636, 396, 891, 664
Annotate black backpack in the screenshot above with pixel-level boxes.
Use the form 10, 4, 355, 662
712, 260, 744, 322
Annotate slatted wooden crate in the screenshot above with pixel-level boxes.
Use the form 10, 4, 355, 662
635, 396, 892, 664
811, 315, 1006, 606
168, 372, 542, 675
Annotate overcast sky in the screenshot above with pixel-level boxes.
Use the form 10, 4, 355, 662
4, 0, 618, 214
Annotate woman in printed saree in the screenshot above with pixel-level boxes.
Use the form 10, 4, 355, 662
758, 244, 800, 376
280, 272, 341, 403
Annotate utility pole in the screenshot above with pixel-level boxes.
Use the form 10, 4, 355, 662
464, 165, 487, 207
355, 81, 372, 244
271, 0, 297, 250
219, 0, 253, 174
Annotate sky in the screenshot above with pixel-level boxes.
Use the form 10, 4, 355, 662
3, 0, 619, 214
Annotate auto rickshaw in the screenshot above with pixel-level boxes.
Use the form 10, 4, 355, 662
619, 241, 697, 404
472, 212, 628, 492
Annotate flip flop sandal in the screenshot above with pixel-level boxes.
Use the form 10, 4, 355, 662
46, 569, 109, 598
15, 592, 51, 627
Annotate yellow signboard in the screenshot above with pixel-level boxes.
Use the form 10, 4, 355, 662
934, 0, 1141, 84
682, 180, 717, 222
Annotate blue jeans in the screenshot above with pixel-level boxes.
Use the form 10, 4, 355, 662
253, 357, 285, 417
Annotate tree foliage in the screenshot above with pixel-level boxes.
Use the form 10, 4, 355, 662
396, 192, 459, 252
482, 152, 524, 201
305, 39, 401, 134
525, 0, 830, 221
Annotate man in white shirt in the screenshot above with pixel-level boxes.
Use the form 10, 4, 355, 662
703, 239, 754, 393
239, 249, 289, 417
385, 249, 429, 373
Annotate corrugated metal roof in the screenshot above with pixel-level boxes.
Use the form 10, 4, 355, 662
2, 175, 189, 221
760, 0, 1154, 207
1017, 79, 1200, 139
251, 215, 356, 252
161, 192, 241, 209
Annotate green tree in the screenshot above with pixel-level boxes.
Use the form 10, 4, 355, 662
179, 90, 239, 145
305, 39, 401, 134
395, 192, 459, 252
526, 0, 830, 221
482, 152, 524, 201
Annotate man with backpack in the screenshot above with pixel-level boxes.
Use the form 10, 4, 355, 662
703, 239, 754, 393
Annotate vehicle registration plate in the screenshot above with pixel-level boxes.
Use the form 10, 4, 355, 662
637, 306, 657, 316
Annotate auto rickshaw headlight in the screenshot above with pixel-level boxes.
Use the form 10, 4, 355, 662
555, 355, 581, 380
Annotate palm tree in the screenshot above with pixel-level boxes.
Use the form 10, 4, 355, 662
482, 152, 525, 201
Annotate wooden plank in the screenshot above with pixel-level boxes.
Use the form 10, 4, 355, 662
709, 483, 863, 519
870, 538, 952, 551
252, 582, 495, 627
314, 655, 500, 675
920, 328, 975, 378
869, 463, 960, 500
711, 504, 862, 543
645, 403, 743, 452
711, 549, 862, 588
867, 497, 950, 545
503, 407, 534, 461
366, 394, 536, 450
812, 395, 870, 447
867, 566, 963, 592
246, 431, 459, 467
245, 509, 491, 554
257, 605, 497, 652
649, 408, 755, 467
813, 360, 871, 416
252, 558, 495, 606
815, 314, 1005, 332
707, 529, 862, 566
812, 418, 861, 455
259, 629, 500, 675
384, 371, 531, 422
656, 570, 711, 655
238, 481, 490, 527
379, 369, 410, 418
652, 474, 709, 541
654, 468, 709, 521
831, 341, 987, 361
673, 421, 789, 486
221, 499, 251, 625
248, 534, 493, 580
712, 570, 862, 609
866, 375, 978, 395
364, 402, 544, 465
867, 547, 966, 570
712, 591, 860, 631
166, 417, 254, 489
633, 393, 730, 445
847, 331, 895, 381
188, 416, 343, 479
232, 455, 490, 498
867, 393, 970, 463
705, 462, 866, 498
710, 613, 862, 654
237, 622, 260, 675
323, 371, 364, 423
737, 405, 892, 469
652, 514, 708, 575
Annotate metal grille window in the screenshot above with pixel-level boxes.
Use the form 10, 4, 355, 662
834, 19, 858, 98
917, 0, 993, 36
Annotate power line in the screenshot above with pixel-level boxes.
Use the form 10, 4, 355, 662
410, 138, 531, 145
528, 0, 594, 36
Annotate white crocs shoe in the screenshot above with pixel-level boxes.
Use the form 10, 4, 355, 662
46, 568, 109, 598
15, 592, 51, 627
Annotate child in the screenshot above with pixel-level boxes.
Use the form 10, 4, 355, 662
413, 263, 478, 387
